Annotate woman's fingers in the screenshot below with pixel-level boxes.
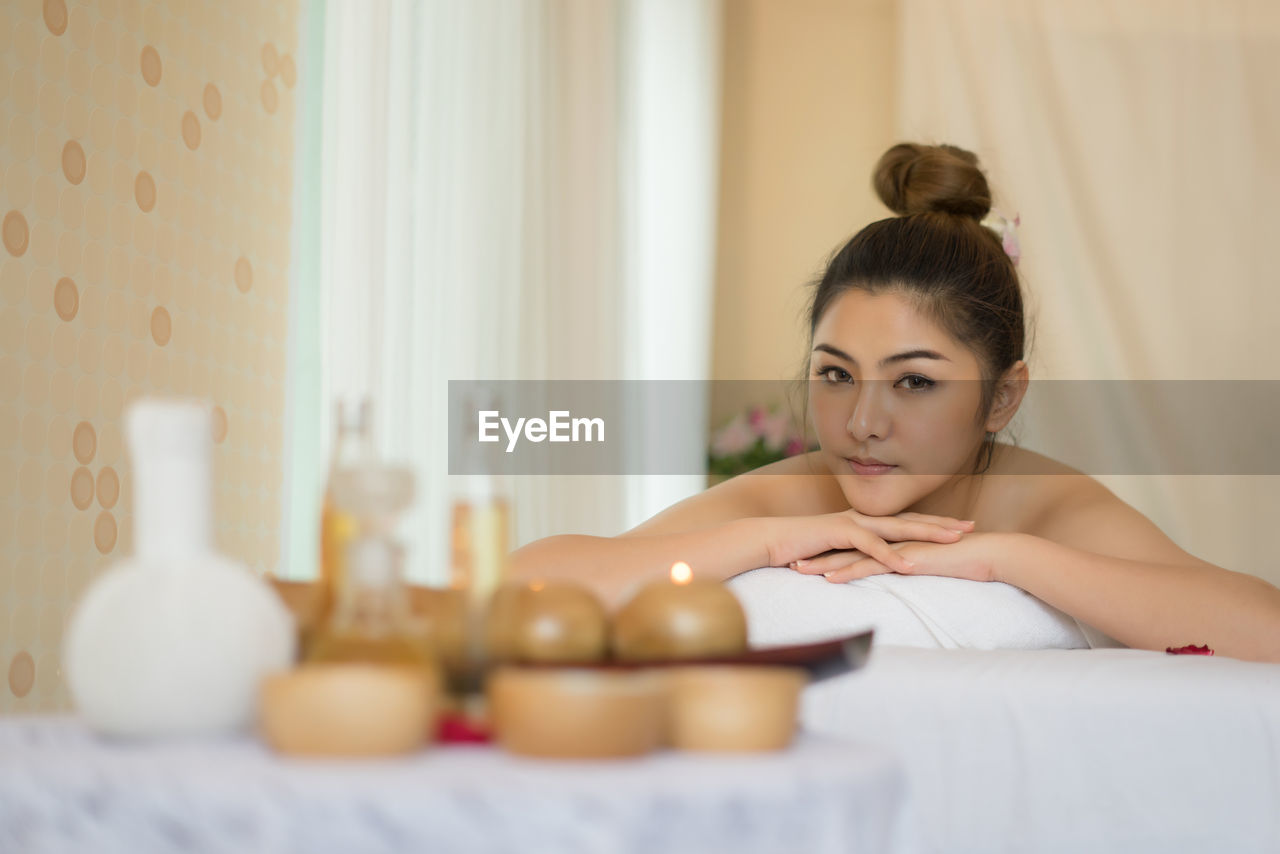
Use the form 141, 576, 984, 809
857, 514, 968, 544
790, 550, 863, 575
824, 556, 893, 584
896, 511, 976, 530
788, 547, 901, 581
848, 524, 914, 573
895, 520, 967, 543
789, 549, 893, 580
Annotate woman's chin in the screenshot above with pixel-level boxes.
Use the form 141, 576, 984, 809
839, 480, 910, 518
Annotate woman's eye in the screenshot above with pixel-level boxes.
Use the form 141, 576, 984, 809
813, 367, 933, 390
898, 375, 935, 391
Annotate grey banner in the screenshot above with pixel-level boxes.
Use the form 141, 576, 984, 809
447, 380, 1280, 475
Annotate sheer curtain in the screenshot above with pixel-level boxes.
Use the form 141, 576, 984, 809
897, 0, 1280, 583
288, 0, 721, 583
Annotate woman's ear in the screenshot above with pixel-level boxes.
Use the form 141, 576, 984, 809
985, 360, 1028, 433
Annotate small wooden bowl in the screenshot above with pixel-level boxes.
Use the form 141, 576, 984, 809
666, 665, 806, 752
487, 667, 665, 759
258, 663, 440, 757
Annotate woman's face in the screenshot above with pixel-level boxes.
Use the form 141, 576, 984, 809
808, 289, 992, 517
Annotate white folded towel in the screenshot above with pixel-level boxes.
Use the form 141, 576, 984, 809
726, 567, 1123, 650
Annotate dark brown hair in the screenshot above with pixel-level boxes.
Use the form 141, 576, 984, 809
799, 142, 1028, 475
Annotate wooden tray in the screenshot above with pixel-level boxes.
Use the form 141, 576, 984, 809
518, 630, 875, 683
271, 579, 874, 682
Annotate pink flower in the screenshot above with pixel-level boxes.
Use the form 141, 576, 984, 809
761, 411, 794, 451
784, 437, 805, 456
747, 406, 767, 430
711, 414, 757, 457
1002, 228, 1020, 266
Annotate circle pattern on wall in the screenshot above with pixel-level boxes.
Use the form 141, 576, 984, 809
61, 140, 86, 184
54, 277, 79, 321
1, 0, 298, 712
3, 211, 30, 257
203, 83, 222, 121
134, 171, 156, 212
140, 46, 161, 87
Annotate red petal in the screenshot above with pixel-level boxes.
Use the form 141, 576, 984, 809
1165, 644, 1214, 656
437, 712, 493, 743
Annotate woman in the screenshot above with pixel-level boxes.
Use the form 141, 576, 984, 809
509, 142, 1280, 663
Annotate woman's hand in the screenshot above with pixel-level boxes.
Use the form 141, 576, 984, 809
766, 510, 975, 574
789, 531, 1007, 584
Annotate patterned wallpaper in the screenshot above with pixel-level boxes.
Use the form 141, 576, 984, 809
1, 0, 300, 712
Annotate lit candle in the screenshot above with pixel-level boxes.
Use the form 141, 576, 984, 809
611, 562, 748, 661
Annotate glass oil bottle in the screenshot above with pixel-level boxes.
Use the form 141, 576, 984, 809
306, 462, 432, 668
447, 389, 513, 723
314, 399, 377, 641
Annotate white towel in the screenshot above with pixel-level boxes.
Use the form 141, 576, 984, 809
726, 567, 1122, 650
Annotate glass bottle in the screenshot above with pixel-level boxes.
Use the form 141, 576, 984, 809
306, 463, 431, 667
447, 388, 513, 719
316, 399, 377, 633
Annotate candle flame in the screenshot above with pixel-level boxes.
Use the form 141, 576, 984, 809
670, 561, 693, 585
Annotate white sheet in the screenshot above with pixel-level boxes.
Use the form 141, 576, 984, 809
0, 719, 908, 854
801, 646, 1280, 854
727, 567, 1121, 651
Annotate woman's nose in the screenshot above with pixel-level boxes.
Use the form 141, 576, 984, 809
846, 381, 890, 441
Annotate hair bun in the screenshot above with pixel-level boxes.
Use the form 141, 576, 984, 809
872, 142, 991, 220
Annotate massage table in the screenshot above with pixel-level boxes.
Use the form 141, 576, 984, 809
727, 568, 1280, 853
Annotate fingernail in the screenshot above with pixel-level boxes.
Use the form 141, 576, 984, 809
963, 520, 976, 526
949, 528, 966, 535
795, 559, 808, 567
903, 560, 916, 569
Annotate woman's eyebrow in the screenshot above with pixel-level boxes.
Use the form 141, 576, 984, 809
811, 343, 951, 367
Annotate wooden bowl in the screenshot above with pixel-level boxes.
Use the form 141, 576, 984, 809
665, 665, 806, 752
487, 666, 665, 758
258, 663, 440, 757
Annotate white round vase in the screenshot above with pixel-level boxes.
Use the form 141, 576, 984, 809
63, 398, 296, 737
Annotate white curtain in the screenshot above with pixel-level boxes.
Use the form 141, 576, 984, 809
898, 0, 1280, 583
309, 0, 721, 584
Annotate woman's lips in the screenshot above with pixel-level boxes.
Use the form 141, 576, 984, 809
847, 458, 896, 476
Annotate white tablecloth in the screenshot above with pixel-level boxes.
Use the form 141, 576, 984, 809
0, 717, 910, 854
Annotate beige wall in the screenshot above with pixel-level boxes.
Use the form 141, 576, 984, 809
711, 0, 897, 429
2, 0, 299, 712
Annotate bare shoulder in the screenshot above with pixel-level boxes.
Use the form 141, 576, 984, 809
967, 444, 1088, 533
618, 451, 843, 538
987, 444, 1116, 524
991, 445, 1213, 568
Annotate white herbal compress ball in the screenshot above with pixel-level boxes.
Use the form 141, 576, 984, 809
63, 398, 296, 737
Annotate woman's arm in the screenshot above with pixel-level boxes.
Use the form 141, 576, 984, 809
509, 508, 966, 610
997, 534, 1280, 662
507, 518, 773, 610
1008, 478, 1280, 660
789, 477, 1280, 662
996, 480, 1280, 661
